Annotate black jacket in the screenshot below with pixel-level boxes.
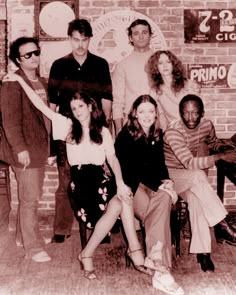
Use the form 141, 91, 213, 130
115, 127, 169, 194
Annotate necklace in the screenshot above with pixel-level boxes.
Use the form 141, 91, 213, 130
27, 76, 39, 82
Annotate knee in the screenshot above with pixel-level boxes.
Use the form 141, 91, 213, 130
108, 197, 122, 216
192, 169, 208, 182
157, 190, 172, 208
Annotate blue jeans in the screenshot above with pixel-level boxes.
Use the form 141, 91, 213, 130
13, 166, 45, 257
54, 141, 74, 235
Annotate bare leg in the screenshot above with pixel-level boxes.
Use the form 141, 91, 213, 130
80, 196, 122, 271
120, 199, 144, 265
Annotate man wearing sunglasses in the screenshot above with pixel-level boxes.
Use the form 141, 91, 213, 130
0, 37, 51, 262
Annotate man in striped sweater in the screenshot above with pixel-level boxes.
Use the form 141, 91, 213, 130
164, 94, 236, 272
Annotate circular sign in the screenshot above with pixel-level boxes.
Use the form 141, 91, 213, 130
39, 1, 75, 38
89, 10, 167, 72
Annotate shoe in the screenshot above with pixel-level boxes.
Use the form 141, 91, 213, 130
78, 254, 97, 280
152, 269, 184, 295
31, 251, 51, 263
125, 249, 153, 276
225, 213, 236, 230
197, 253, 215, 272
51, 234, 71, 243
214, 219, 236, 246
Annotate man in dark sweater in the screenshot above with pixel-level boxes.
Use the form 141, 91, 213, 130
48, 19, 113, 243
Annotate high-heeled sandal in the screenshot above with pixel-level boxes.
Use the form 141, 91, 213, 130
78, 254, 97, 280
125, 249, 153, 276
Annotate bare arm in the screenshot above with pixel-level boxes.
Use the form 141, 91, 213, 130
107, 153, 133, 206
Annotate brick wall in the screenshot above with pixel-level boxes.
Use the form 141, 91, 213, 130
4, 0, 236, 227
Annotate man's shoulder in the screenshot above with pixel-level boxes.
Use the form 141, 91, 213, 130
51, 53, 73, 66
199, 117, 214, 130
87, 52, 109, 65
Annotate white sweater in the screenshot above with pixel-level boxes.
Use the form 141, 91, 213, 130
112, 49, 154, 120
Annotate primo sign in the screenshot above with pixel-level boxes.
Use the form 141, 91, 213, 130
187, 64, 236, 88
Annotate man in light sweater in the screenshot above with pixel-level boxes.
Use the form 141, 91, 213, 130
112, 19, 155, 136
164, 94, 236, 272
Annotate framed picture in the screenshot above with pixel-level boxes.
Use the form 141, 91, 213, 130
35, 0, 78, 41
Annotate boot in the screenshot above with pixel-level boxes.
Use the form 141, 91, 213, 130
214, 219, 236, 246
197, 253, 215, 272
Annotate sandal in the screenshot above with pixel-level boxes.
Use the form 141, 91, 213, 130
125, 249, 153, 276
31, 251, 51, 263
152, 269, 184, 295
78, 254, 97, 280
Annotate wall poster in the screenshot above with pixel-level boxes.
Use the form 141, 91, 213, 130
184, 9, 236, 43
187, 63, 236, 89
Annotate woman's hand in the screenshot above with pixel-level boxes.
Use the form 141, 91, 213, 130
3, 72, 21, 83
159, 179, 178, 204
116, 181, 133, 206
161, 179, 174, 190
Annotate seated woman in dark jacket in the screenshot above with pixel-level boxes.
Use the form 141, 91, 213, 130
115, 95, 184, 295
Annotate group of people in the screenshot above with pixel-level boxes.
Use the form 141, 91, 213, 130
0, 17, 236, 295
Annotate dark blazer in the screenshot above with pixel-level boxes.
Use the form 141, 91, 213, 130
0, 69, 48, 168
115, 126, 169, 194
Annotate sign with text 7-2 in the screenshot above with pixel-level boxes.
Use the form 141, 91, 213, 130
184, 9, 236, 43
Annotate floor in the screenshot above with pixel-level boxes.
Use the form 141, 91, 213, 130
0, 226, 235, 295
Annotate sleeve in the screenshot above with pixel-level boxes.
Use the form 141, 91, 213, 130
112, 62, 126, 120
1, 82, 28, 154
100, 59, 113, 101
51, 112, 72, 141
157, 132, 170, 179
102, 127, 115, 158
205, 121, 233, 152
164, 129, 215, 170
48, 61, 61, 105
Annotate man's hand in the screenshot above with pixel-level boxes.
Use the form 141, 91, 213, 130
17, 150, 30, 168
220, 150, 236, 163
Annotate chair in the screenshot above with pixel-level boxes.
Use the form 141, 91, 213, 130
216, 160, 236, 203
171, 197, 189, 256
0, 160, 11, 198
0, 160, 11, 230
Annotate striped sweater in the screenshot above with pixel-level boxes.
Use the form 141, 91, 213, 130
164, 118, 225, 170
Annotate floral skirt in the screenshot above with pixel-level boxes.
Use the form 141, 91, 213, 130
68, 164, 117, 229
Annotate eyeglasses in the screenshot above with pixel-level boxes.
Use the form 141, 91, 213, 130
20, 49, 41, 59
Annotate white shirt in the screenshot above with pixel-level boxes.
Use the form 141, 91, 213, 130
51, 112, 115, 166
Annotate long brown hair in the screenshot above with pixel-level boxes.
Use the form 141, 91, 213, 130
146, 50, 187, 94
126, 94, 161, 141
68, 92, 107, 144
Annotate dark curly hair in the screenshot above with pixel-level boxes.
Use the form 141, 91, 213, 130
126, 94, 160, 141
9, 37, 40, 67
67, 18, 93, 37
127, 19, 152, 46
146, 50, 187, 94
67, 92, 107, 145
179, 94, 204, 116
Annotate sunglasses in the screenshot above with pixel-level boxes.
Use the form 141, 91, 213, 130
20, 49, 41, 59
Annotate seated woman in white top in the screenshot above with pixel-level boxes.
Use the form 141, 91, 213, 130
3, 73, 153, 280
